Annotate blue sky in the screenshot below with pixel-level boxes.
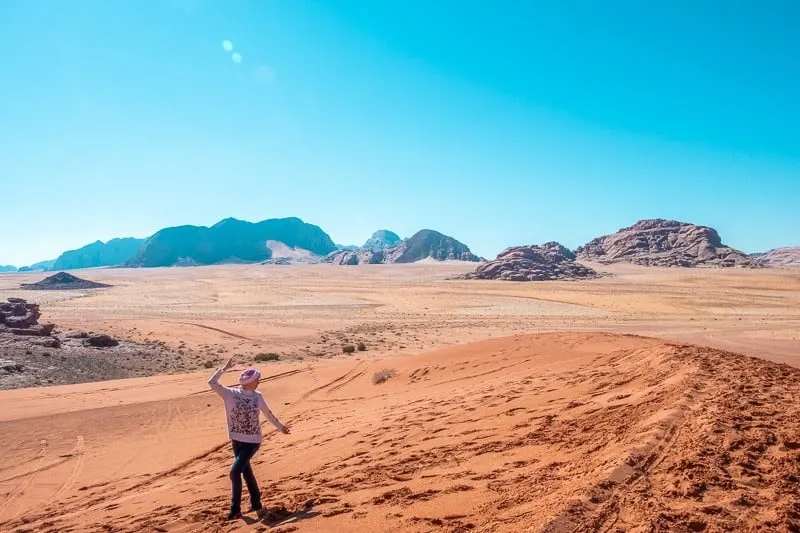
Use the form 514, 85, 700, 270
1, 0, 798, 266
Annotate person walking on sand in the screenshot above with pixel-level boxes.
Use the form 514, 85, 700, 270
208, 357, 291, 521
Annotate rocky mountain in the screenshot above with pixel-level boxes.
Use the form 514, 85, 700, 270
128, 217, 336, 267
385, 230, 481, 263
362, 230, 402, 252
0, 265, 17, 273
326, 229, 480, 265
18, 260, 56, 272
752, 247, 800, 268
463, 242, 598, 281
576, 219, 756, 268
52, 238, 144, 271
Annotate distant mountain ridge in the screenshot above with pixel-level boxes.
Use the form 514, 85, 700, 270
52, 238, 145, 271
11, 216, 794, 272
327, 229, 481, 265
128, 217, 336, 267
18, 260, 56, 272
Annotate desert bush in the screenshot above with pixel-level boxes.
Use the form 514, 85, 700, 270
255, 352, 280, 362
203, 360, 215, 369
342, 344, 356, 354
357, 342, 367, 351
372, 368, 396, 385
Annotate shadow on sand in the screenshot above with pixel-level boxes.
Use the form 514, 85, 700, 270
239, 505, 322, 528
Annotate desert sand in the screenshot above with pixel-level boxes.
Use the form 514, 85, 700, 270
1, 263, 800, 532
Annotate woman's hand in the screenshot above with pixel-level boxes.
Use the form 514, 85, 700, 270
280, 423, 291, 435
222, 357, 234, 372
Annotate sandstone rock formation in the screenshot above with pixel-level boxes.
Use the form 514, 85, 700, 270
462, 242, 599, 281
326, 249, 385, 265
1, 298, 41, 328
1, 298, 54, 337
752, 247, 800, 268
21, 272, 112, 290
576, 219, 756, 268
385, 230, 480, 263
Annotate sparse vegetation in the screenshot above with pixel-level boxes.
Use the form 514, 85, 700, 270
357, 342, 367, 351
255, 352, 280, 362
203, 360, 215, 369
372, 368, 396, 385
342, 344, 356, 354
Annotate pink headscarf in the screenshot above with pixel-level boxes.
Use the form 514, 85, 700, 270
238, 368, 261, 386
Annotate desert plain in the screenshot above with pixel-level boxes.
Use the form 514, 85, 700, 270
1, 262, 800, 532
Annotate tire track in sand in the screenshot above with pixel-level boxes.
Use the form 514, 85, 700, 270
164, 321, 260, 342
0, 439, 48, 519
49, 436, 85, 504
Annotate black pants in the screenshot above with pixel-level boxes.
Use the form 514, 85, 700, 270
230, 440, 261, 513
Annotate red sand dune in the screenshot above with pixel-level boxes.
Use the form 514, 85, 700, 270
2, 332, 800, 532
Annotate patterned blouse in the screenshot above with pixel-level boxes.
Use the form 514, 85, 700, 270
209, 368, 283, 443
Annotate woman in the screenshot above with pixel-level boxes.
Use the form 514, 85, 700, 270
208, 357, 291, 520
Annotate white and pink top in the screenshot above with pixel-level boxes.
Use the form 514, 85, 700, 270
208, 368, 283, 444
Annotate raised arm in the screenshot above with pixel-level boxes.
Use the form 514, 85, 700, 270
208, 357, 234, 399
259, 395, 291, 434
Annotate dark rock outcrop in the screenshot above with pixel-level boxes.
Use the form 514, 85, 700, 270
0, 299, 41, 328
21, 272, 112, 291
52, 238, 144, 271
128, 217, 336, 267
86, 334, 119, 348
362, 230, 402, 252
0, 298, 55, 337
9, 324, 55, 337
753, 247, 800, 268
0, 360, 24, 374
462, 242, 599, 281
575, 219, 756, 268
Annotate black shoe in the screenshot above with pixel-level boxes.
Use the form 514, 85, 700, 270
226, 511, 243, 521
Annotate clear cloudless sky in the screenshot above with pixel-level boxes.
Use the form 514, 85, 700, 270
1, 0, 798, 266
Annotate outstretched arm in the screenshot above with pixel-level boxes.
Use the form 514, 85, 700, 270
208, 357, 234, 399
259, 395, 291, 434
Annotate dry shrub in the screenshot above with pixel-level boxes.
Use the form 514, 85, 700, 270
255, 352, 280, 362
372, 368, 396, 385
342, 344, 356, 354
